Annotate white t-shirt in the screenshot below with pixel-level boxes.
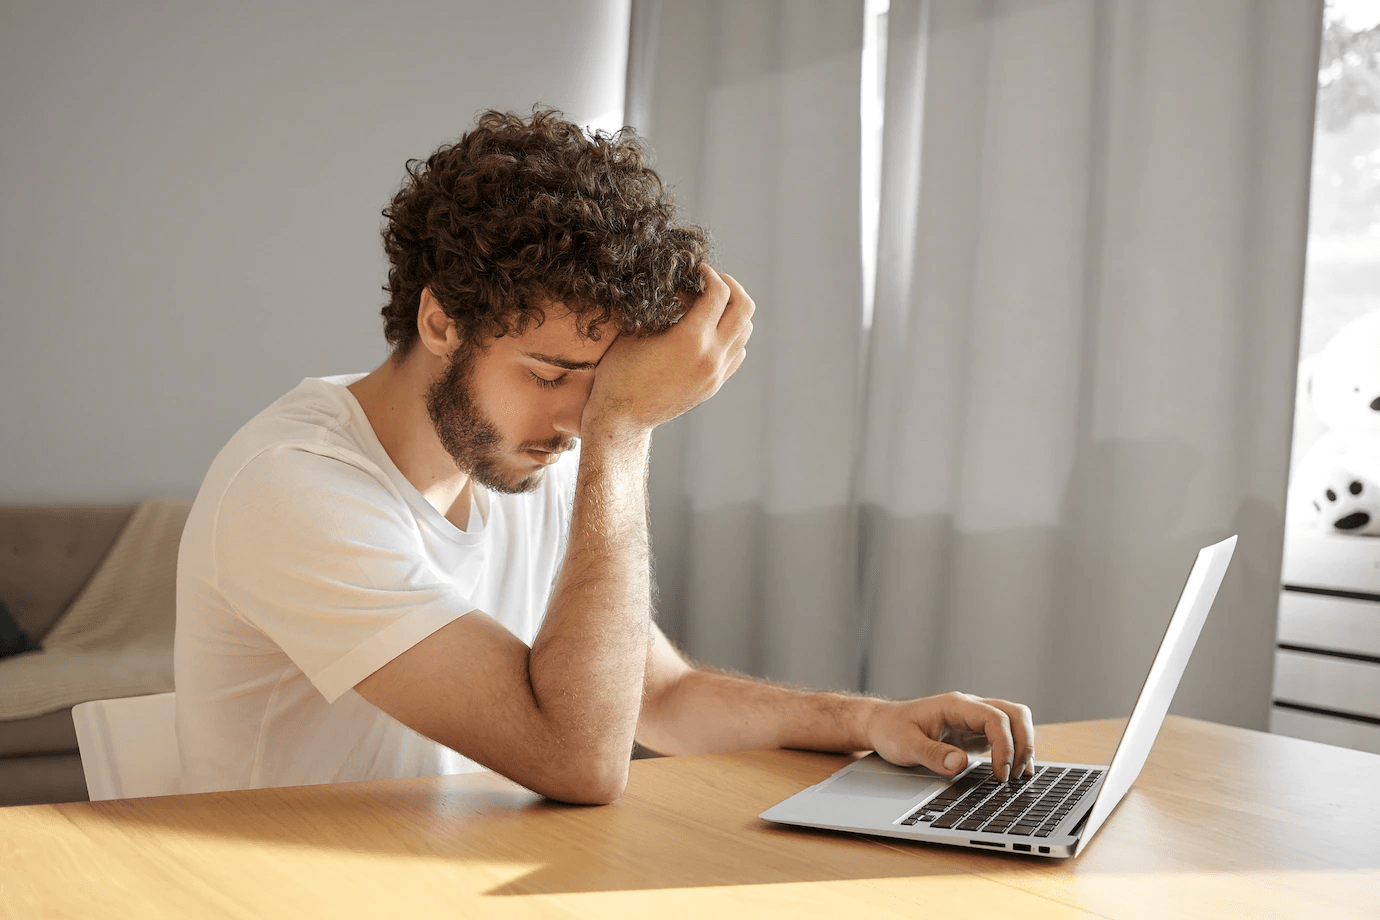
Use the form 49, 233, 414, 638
174, 375, 577, 794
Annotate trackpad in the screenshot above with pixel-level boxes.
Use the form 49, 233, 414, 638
822, 771, 943, 801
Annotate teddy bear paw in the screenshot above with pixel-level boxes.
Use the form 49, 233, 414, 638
1311, 475, 1380, 535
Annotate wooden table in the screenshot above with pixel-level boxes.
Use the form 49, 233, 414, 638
4, 716, 1377, 918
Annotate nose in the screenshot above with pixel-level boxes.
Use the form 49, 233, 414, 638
553, 412, 580, 441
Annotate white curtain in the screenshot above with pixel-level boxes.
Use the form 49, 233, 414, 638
631, 0, 1322, 729
632, 0, 868, 691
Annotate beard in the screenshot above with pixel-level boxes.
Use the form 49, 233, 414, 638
424, 345, 570, 495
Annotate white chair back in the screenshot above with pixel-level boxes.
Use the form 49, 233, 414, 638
71, 691, 181, 801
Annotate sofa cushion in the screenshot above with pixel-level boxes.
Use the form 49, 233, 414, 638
0, 644, 175, 721
0, 505, 134, 640
0, 499, 187, 721
0, 598, 41, 658
0, 707, 77, 757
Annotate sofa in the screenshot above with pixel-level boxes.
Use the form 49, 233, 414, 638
0, 499, 189, 806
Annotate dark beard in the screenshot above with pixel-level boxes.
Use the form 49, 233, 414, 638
424, 346, 548, 495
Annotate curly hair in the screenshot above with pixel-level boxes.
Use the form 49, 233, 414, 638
380, 108, 710, 354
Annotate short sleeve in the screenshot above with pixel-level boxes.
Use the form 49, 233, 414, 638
213, 446, 476, 703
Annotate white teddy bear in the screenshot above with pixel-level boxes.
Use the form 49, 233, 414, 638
1290, 310, 1380, 536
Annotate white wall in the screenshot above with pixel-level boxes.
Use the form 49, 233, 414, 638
0, 0, 630, 503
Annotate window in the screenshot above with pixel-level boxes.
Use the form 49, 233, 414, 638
1289, 0, 1380, 482
860, 0, 890, 329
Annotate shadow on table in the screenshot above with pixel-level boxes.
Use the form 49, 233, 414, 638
69, 749, 1036, 895
72, 737, 1380, 896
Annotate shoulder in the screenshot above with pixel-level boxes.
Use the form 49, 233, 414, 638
233, 376, 365, 455
192, 376, 416, 559
206, 375, 388, 492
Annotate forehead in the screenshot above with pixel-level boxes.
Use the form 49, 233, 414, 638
498, 306, 613, 366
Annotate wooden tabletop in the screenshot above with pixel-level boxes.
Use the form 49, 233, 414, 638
3, 715, 1377, 919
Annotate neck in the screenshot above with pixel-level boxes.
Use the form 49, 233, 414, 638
347, 353, 473, 527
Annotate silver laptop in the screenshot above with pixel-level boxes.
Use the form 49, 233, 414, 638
760, 534, 1237, 859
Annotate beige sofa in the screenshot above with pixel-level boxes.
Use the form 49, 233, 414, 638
0, 499, 189, 806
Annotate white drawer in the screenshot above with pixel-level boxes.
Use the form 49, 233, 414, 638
1276, 591, 1380, 658
1272, 649, 1380, 718
1281, 531, 1380, 594
1270, 706, 1380, 756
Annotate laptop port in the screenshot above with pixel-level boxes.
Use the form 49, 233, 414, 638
969, 840, 1005, 848
1039, 846, 1050, 854
1013, 844, 1031, 853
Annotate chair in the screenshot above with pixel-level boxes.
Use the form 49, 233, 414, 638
71, 691, 181, 801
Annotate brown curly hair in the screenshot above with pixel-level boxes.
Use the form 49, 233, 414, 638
380, 108, 710, 354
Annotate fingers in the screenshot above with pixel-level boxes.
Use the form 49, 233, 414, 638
681, 263, 732, 326
947, 695, 1012, 780
871, 693, 1038, 782
717, 271, 755, 333
702, 268, 752, 386
724, 344, 748, 379
939, 692, 1022, 781
901, 734, 970, 777
983, 698, 1036, 778
584, 262, 755, 431
682, 266, 752, 358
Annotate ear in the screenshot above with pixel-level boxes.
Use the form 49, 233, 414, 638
417, 288, 460, 358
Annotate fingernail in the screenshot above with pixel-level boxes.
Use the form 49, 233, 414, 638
943, 752, 964, 772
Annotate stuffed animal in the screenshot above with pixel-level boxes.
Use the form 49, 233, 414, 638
1292, 431, 1380, 535
1307, 311, 1380, 435
1291, 310, 1380, 535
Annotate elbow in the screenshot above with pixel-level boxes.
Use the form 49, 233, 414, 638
558, 778, 627, 807
541, 752, 630, 806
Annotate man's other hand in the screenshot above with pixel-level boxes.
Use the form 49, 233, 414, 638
583, 264, 753, 434
866, 691, 1036, 781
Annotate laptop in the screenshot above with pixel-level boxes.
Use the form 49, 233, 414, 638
760, 534, 1238, 859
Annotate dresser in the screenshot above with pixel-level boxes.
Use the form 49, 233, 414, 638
1272, 531, 1380, 754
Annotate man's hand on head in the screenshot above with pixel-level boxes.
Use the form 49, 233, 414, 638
865, 692, 1036, 782
582, 264, 754, 436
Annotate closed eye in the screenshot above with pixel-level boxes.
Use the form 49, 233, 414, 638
530, 371, 567, 389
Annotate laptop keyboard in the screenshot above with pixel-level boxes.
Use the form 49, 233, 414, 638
899, 764, 1101, 838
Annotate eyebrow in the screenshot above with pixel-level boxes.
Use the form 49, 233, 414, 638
522, 351, 600, 371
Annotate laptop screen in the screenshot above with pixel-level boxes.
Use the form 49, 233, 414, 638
1073, 534, 1237, 856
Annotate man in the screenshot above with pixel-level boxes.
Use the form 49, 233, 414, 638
175, 109, 1034, 802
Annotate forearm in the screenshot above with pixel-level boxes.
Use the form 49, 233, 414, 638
527, 421, 653, 790
638, 651, 1036, 780
521, 263, 752, 797
638, 664, 881, 757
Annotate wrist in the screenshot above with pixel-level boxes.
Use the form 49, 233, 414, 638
573, 420, 653, 502
580, 413, 653, 455
849, 696, 887, 752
